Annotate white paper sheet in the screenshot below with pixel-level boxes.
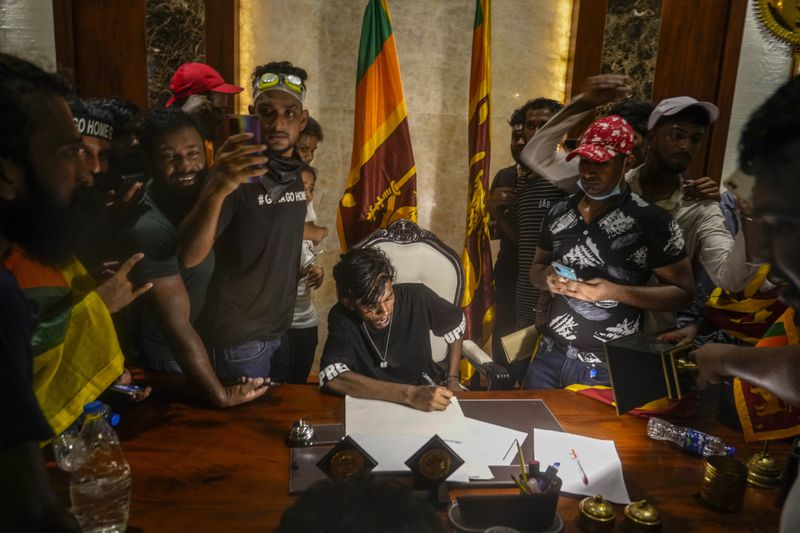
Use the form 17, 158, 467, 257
466, 418, 529, 464
533, 428, 631, 504
344, 396, 493, 480
345, 395, 471, 442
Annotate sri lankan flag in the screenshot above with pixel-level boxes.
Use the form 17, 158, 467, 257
3, 246, 124, 437
734, 307, 800, 441
460, 0, 494, 352
337, 0, 417, 251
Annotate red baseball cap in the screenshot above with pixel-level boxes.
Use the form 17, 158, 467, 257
165, 62, 243, 107
566, 115, 634, 163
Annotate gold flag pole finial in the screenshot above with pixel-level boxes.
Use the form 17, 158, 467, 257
755, 0, 800, 77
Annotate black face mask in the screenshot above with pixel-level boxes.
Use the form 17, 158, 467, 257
260, 150, 303, 203
0, 163, 105, 268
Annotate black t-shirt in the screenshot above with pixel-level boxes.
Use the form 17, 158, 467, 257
199, 176, 306, 347
515, 174, 568, 327
538, 189, 686, 357
121, 183, 215, 361
0, 267, 52, 447
319, 283, 466, 387
490, 165, 520, 277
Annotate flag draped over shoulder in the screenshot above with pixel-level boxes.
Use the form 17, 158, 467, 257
460, 0, 494, 352
337, 0, 417, 251
3, 247, 124, 437
734, 307, 800, 441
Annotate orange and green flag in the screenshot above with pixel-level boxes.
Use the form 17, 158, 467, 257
337, 0, 417, 251
460, 0, 494, 351
3, 246, 124, 437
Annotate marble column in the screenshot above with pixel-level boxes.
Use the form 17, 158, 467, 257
146, 0, 206, 107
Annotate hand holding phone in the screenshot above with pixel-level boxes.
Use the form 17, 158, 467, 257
223, 114, 266, 184
552, 261, 578, 281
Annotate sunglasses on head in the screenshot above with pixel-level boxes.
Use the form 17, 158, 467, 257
255, 72, 304, 94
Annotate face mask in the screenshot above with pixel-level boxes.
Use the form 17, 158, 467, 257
578, 159, 627, 201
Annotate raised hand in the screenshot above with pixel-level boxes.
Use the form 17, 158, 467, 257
579, 74, 631, 108
206, 133, 269, 197
94, 253, 153, 313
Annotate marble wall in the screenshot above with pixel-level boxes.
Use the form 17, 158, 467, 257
238, 0, 573, 368
600, 0, 662, 102
146, 0, 206, 107
0, 0, 56, 71
721, 0, 792, 179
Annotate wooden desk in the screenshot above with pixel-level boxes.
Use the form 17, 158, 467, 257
50, 382, 786, 532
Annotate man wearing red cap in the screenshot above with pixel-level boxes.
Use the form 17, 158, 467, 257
166, 62, 243, 149
523, 115, 694, 389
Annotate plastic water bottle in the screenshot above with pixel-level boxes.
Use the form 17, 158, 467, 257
54, 405, 120, 472
647, 417, 735, 457
53, 423, 86, 472
69, 401, 132, 532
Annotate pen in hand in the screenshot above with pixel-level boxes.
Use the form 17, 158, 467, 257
421, 372, 436, 386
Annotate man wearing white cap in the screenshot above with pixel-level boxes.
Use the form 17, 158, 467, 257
628, 96, 764, 333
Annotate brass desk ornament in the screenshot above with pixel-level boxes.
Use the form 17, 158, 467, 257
316, 435, 378, 480
578, 494, 616, 532
405, 434, 464, 506
747, 441, 783, 488
623, 499, 661, 532
700, 455, 748, 513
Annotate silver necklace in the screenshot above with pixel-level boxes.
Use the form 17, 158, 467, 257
362, 318, 393, 368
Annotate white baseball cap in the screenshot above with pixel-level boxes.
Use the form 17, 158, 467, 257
647, 96, 719, 131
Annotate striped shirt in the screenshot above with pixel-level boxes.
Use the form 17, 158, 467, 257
514, 174, 568, 327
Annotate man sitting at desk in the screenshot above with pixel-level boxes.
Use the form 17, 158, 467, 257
319, 248, 465, 412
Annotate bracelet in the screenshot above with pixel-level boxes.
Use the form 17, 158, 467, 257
446, 375, 460, 381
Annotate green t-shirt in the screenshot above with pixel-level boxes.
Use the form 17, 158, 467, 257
121, 184, 214, 363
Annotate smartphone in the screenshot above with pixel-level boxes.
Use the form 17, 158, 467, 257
224, 114, 265, 183
552, 261, 578, 281
224, 114, 263, 144
109, 383, 145, 401
302, 249, 324, 270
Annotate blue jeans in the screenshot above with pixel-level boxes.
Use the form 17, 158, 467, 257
522, 336, 610, 390
209, 338, 281, 381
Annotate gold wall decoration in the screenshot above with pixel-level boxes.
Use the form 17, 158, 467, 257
755, 0, 800, 76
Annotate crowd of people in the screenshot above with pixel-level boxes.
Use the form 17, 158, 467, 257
1, 48, 800, 531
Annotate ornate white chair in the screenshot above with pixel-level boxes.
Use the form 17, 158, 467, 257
355, 219, 512, 390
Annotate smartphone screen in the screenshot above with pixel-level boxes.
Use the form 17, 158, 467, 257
224, 115, 265, 184
552, 261, 578, 281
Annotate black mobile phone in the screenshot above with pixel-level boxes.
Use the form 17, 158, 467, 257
109, 383, 145, 401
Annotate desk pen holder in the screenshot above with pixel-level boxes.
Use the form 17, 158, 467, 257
456, 472, 562, 531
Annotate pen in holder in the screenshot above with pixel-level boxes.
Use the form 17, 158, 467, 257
454, 471, 563, 532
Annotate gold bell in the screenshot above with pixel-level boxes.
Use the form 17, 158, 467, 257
623, 499, 662, 532
747, 443, 783, 488
578, 494, 616, 532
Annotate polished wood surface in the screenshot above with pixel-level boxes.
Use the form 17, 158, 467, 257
49, 380, 786, 532
52, 0, 149, 110
204, 0, 239, 115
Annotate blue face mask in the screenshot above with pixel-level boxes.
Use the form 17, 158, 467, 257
577, 160, 627, 201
